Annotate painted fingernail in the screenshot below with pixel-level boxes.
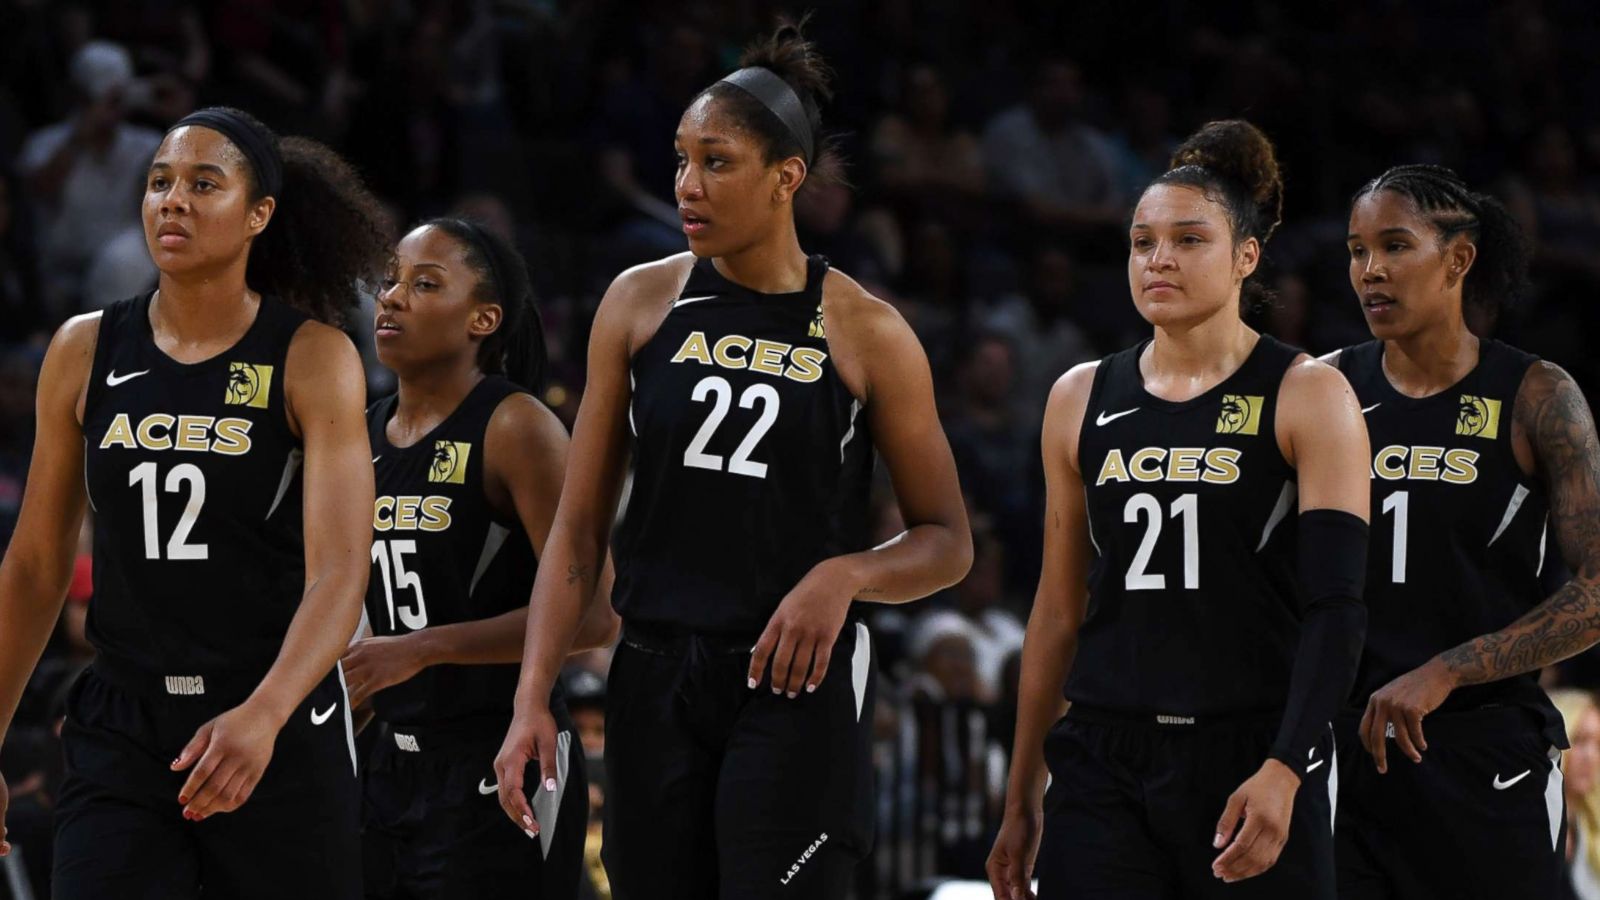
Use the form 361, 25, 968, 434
525, 828, 538, 839
771, 686, 782, 694
545, 778, 557, 793
178, 795, 189, 804
522, 814, 533, 827
1213, 833, 1224, 848
748, 678, 758, 689
806, 684, 816, 693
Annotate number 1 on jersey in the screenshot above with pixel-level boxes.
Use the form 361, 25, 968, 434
1123, 492, 1199, 590
1382, 490, 1409, 583
130, 461, 208, 560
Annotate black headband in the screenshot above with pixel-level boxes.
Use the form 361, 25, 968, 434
717, 67, 815, 165
171, 108, 284, 197
456, 219, 506, 301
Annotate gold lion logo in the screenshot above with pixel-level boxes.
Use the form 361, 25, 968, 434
807, 304, 826, 339
428, 440, 471, 484
1216, 394, 1263, 435
224, 363, 272, 409
1456, 395, 1501, 439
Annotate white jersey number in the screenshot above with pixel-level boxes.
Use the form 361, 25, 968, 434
372, 539, 428, 630
129, 462, 209, 560
682, 375, 780, 479
1123, 492, 1200, 590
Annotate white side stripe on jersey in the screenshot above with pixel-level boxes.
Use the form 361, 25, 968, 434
851, 621, 871, 722
529, 730, 573, 859
265, 448, 304, 519
839, 400, 861, 463
1255, 481, 1297, 552
1487, 484, 1531, 546
467, 523, 511, 597
1546, 745, 1565, 850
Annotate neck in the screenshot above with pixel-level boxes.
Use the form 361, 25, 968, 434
392, 357, 484, 440
1382, 309, 1478, 396
1145, 303, 1257, 389
151, 260, 258, 342
712, 217, 809, 294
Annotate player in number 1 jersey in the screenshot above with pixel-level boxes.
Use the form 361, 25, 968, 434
0, 108, 386, 898
1331, 165, 1600, 899
345, 218, 618, 898
491, 19, 972, 900
990, 120, 1372, 900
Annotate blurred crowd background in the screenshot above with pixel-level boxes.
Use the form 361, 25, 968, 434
2, 1, 1600, 898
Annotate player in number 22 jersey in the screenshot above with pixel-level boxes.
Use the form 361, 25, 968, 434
1333, 165, 1600, 900
346, 218, 617, 899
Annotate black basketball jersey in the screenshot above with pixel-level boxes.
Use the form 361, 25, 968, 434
1337, 339, 1563, 739
82, 292, 310, 694
1068, 334, 1305, 716
614, 255, 874, 635
365, 376, 549, 727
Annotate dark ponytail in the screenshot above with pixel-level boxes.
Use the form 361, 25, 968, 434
1148, 119, 1285, 314
1351, 164, 1531, 312
695, 15, 847, 190
187, 107, 388, 326
419, 217, 547, 391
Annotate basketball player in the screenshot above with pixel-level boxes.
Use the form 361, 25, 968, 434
988, 120, 1372, 900
1330, 164, 1600, 899
349, 217, 618, 898
492, 19, 973, 900
0, 107, 386, 898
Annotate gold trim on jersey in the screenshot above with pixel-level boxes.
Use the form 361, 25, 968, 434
1457, 394, 1501, 439
225, 362, 273, 409
1216, 394, 1263, 435
428, 440, 471, 484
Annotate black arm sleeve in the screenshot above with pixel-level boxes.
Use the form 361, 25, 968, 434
1269, 508, 1369, 777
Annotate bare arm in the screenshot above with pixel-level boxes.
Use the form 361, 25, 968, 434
986, 363, 1096, 900
1437, 362, 1600, 682
0, 314, 97, 742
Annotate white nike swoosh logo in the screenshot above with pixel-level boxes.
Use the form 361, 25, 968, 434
674, 294, 717, 307
310, 703, 337, 725
1095, 408, 1140, 426
1362, 403, 1382, 414
1306, 759, 1325, 773
371, 456, 381, 464
1493, 770, 1531, 790
106, 369, 151, 387
478, 779, 499, 795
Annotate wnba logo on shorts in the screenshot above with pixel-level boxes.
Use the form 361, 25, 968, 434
428, 440, 471, 484
1216, 394, 1263, 436
1456, 394, 1501, 439
224, 362, 272, 409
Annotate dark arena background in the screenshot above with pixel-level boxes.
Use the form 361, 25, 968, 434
1, 2, 1599, 899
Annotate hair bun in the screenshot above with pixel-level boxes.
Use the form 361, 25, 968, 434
1170, 119, 1284, 240
737, 13, 835, 108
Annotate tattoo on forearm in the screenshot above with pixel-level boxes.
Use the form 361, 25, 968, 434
566, 564, 592, 587
858, 587, 886, 597
1441, 364, 1600, 685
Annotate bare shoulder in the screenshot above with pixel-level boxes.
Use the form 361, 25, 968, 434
1044, 361, 1100, 441
1281, 354, 1357, 406
487, 391, 569, 458
286, 319, 362, 372
819, 268, 919, 402
820, 267, 907, 339
51, 311, 102, 422
599, 252, 697, 351
1514, 359, 1583, 413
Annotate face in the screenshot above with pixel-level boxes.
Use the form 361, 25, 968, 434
374, 225, 502, 376
143, 126, 275, 277
1127, 183, 1257, 329
1568, 706, 1600, 797
675, 95, 805, 258
1346, 189, 1475, 341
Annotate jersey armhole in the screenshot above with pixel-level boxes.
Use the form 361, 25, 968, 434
1074, 358, 1114, 467
79, 308, 115, 425
624, 255, 699, 366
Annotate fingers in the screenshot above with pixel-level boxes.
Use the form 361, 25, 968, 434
1212, 811, 1266, 881
1364, 708, 1390, 774
172, 720, 214, 774
182, 754, 234, 819
747, 625, 778, 690
767, 630, 800, 698
535, 726, 560, 800
1007, 855, 1037, 900
1391, 712, 1422, 764
806, 643, 833, 694
1357, 703, 1374, 756
779, 634, 814, 698
984, 850, 1009, 900
495, 746, 535, 833
1403, 709, 1428, 757
1213, 790, 1246, 851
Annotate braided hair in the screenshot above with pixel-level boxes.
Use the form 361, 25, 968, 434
417, 217, 548, 391
1351, 164, 1531, 312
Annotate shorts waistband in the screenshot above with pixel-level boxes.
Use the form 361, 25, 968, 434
1336, 704, 1549, 745
91, 655, 263, 704
381, 715, 512, 754
620, 621, 761, 657
1067, 703, 1283, 730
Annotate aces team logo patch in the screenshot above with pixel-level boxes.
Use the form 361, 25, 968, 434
225, 363, 272, 409
1216, 394, 1263, 435
1456, 394, 1501, 439
428, 440, 471, 484
807, 303, 826, 338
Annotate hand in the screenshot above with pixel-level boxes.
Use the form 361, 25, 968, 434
1, 771, 10, 855
748, 559, 856, 698
1212, 759, 1300, 883
494, 703, 559, 841
172, 700, 285, 819
1359, 656, 1456, 773
985, 806, 1042, 900
341, 634, 429, 709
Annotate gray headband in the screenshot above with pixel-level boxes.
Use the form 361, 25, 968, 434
717, 67, 815, 165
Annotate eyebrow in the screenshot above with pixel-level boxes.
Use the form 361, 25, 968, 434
1130, 219, 1213, 230
411, 262, 447, 271
1347, 227, 1419, 241
148, 161, 229, 177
